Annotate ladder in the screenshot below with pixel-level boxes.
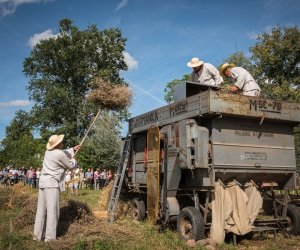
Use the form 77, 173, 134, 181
106, 136, 131, 223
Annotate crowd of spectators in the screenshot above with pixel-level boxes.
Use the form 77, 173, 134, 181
81, 168, 113, 190
0, 166, 114, 191
0, 166, 41, 188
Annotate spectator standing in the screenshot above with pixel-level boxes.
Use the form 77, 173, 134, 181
8, 167, 13, 186
36, 168, 41, 188
99, 169, 107, 188
79, 169, 85, 189
65, 170, 72, 192
2, 168, 10, 186
106, 170, 113, 185
22, 167, 27, 185
18, 168, 23, 183
90, 168, 94, 188
11, 168, 18, 185
33, 169, 37, 188
72, 168, 80, 196
94, 169, 100, 190
27, 167, 34, 188
84, 168, 93, 189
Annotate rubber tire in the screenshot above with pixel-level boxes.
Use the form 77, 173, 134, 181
177, 206, 205, 241
278, 203, 300, 235
131, 198, 146, 221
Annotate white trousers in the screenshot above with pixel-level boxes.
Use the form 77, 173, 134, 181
33, 187, 60, 241
244, 89, 260, 97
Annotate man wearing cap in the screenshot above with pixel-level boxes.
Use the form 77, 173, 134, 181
220, 63, 261, 97
187, 57, 223, 86
33, 134, 81, 242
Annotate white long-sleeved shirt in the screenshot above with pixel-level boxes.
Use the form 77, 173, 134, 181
39, 148, 76, 188
191, 63, 223, 85
231, 67, 261, 95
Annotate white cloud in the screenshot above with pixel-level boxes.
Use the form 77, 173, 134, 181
246, 26, 277, 41
246, 31, 258, 40
123, 51, 138, 70
0, 100, 31, 107
28, 29, 58, 48
264, 26, 275, 34
0, 0, 51, 17
115, 0, 128, 12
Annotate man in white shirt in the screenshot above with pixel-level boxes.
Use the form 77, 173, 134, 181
33, 134, 81, 242
220, 63, 261, 97
187, 57, 223, 86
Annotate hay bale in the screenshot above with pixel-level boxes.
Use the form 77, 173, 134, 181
98, 183, 112, 211
59, 200, 95, 225
95, 184, 132, 221
88, 78, 132, 110
14, 194, 38, 229
218, 85, 243, 95
115, 201, 131, 220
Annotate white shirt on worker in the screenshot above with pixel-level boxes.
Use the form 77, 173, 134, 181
39, 148, 77, 189
231, 67, 261, 95
191, 63, 223, 85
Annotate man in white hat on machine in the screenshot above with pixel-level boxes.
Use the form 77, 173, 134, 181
220, 63, 261, 97
187, 57, 223, 86
33, 134, 81, 242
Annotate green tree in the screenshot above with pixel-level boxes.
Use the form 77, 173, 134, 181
76, 111, 121, 170
23, 19, 128, 146
0, 110, 45, 167
163, 74, 190, 103
251, 26, 300, 167
250, 26, 300, 101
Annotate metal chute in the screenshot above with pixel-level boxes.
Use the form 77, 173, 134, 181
146, 126, 160, 224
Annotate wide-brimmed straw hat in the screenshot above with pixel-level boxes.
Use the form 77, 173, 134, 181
46, 134, 65, 150
187, 57, 204, 68
220, 63, 235, 75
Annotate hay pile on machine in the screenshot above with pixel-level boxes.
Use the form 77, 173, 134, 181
107, 81, 300, 244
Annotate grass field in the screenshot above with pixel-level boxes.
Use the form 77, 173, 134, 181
1, 184, 300, 250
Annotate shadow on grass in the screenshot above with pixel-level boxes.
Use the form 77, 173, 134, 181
57, 200, 94, 237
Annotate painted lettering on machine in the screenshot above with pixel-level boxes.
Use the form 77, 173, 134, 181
249, 99, 282, 114
130, 100, 189, 130
170, 100, 188, 117
240, 152, 267, 161
234, 131, 274, 137
130, 111, 159, 130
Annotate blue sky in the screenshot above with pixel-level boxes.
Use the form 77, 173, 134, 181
0, 0, 300, 140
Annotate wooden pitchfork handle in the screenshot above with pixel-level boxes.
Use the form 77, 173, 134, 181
74, 110, 102, 156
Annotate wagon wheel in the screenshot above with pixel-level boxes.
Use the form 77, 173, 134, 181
177, 206, 205, 241
131, 198, 146, 221
278, 203, 300, 235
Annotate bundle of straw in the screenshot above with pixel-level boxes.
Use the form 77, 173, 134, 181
88, 77, 132, 110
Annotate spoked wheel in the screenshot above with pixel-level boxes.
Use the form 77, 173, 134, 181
131, 198, 146, 221
177, 206, 205, 241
